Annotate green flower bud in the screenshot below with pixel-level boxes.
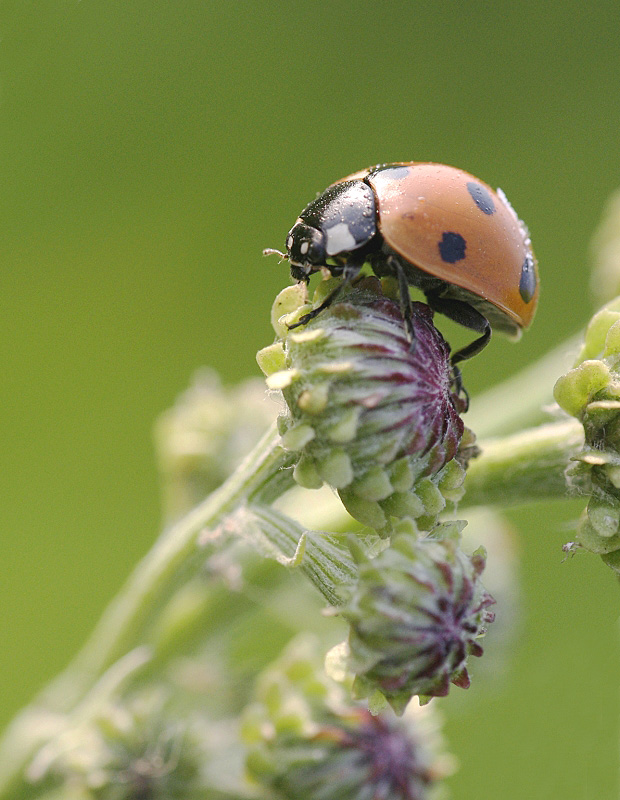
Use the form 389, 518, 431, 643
155, 370, 276, 520
26, 688, 214, 800
243, 635, 453, 800
341, 528, 495, 714
257, 278, 469, 534
554, 299, 620, 572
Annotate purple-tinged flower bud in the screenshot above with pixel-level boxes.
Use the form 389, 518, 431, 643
257, 278, 469, 533
242, 635, 453, 800
342, 528, 495, 713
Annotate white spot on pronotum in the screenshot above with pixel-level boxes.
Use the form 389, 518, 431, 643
300, 241, 309, 255
324, 223, 356, 255
287, 235, 294, 249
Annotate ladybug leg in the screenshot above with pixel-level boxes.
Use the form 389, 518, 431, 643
424, 292, 490, 411
386, 256, 417, 348
450, 364, 469, 410
424, 292, 491, 364
450, 318, 491, 364
288, 262, 363, 329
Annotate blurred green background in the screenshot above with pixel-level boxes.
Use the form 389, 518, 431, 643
1, 1, 619, 796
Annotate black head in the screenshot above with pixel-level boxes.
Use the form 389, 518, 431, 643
285, 220, 326, 278
265, 176, 379, 282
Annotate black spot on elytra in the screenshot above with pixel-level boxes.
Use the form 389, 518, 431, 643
467, 182, 495, 215
438, 232, 466, 263
519, 255, 537, 303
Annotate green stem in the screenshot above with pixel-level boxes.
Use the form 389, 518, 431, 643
246, 504, 358, 605
463, 418, 585, 507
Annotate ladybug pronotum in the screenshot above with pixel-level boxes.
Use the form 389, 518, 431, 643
265, 162, 538, 376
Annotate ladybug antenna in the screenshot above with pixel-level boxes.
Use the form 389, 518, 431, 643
263, 247, 289, 261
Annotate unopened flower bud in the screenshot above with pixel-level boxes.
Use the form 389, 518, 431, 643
242, 635, 453, 800
26, 687, 210, 799
257, 278, 468, 533
341, 528, 495, 713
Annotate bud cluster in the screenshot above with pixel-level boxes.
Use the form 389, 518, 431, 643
257, 277, 468, 534
554, 298, 620, 572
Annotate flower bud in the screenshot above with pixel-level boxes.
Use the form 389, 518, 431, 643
257, 278, 468, 533
155, 370, 276, 520
242, 635, 453, 800
26, 688, 210, 799
341, 527, 495, 714
554, 298, 620, 572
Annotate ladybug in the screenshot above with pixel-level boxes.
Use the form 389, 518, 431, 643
265, 162, 538, 371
